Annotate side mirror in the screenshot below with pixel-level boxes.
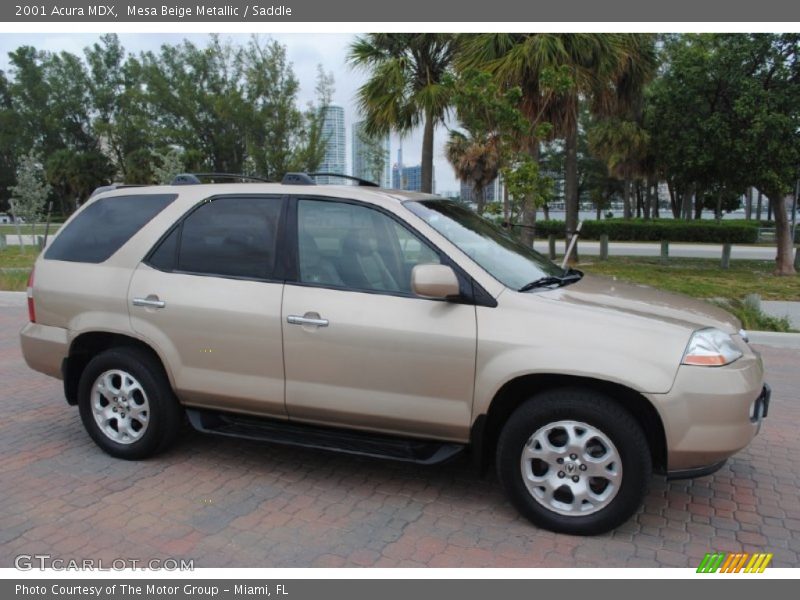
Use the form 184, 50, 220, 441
411, 264, 460, 299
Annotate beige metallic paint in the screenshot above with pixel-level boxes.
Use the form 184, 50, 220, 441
410, 264, 461, 299
20, 183, 766, 471
281, 283, 476, 441
128, 264, 287, 418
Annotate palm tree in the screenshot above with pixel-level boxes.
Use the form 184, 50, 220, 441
457, 34, 656, 253
348, 34, 456, 194
587, 116, 650, 218
445, 130, 501, 214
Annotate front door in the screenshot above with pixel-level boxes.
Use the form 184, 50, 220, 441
282, 197, 477, 441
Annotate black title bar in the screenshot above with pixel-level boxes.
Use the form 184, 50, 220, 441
2, 0, 800, 22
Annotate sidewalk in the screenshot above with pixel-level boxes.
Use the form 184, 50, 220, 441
533, 240, 778, 260
762, 301, 800, 330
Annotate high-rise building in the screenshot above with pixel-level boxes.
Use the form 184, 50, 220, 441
392, 164, 435, 193
317, 105, 346, 184
351, 121, 391, 187
391, 149, 435, 193
460, 177, 504, 204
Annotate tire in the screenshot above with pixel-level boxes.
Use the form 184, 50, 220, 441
496, 388, 651, 535
77, 346, 182, 460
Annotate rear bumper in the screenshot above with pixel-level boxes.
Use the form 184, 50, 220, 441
19, 322, 69, 380
647, 351, 767, 472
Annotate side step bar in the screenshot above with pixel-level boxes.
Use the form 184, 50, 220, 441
186, 409, 465, 465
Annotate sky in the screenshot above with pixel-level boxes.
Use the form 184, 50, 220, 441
0, 33, 460, 193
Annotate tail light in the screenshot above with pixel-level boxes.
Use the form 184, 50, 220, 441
27, 268, 36, 323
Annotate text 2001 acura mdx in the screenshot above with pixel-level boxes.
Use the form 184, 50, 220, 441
20, 174, 770, 535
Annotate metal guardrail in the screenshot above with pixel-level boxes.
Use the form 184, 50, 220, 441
757, 227, 800, 243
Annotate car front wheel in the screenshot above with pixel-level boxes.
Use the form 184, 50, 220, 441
496, 388, 652, 535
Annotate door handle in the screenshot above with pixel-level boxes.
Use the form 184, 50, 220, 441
287, 314, 329, 327
133, 296, 166, 309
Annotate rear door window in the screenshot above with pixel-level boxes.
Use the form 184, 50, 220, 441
45, 194, 177, 263
147, 196, 283, 281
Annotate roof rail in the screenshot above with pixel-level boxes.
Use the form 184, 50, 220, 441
282, 172, 316, 185
171, 173, 273, 185
309, 173, 380, 187
89, 183, 145, 198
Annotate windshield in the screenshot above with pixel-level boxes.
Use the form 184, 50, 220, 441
405, 199, 565, 290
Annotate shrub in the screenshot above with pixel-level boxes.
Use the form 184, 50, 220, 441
532, 219, 759, 244
711, 296, 794, 333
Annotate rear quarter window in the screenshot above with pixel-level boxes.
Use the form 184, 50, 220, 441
45, 194, 177, 263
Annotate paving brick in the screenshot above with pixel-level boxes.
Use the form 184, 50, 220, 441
0, 308, 797, 569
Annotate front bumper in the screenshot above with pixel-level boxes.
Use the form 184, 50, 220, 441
648, 350, 767, 472
666, 385, 769, 479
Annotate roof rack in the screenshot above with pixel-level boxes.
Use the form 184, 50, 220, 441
89, 183, 145, 198
171, 173, 273, 185
309, 173, 380, 187
281, 172, 316, 185
281, 172, 380, 187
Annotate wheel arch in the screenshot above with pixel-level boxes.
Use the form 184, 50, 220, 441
63, 332, 173, 406
472, 373, 667, 474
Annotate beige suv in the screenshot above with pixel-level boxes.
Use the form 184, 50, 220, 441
20, 173, 769, 535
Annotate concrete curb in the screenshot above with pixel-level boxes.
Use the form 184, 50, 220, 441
748, 331, 800, 349
0, 290, 25, 307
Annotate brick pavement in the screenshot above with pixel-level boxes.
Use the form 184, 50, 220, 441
1, 303, 798, 568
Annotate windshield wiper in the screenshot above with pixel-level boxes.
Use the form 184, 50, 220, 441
518, 269, 583, 293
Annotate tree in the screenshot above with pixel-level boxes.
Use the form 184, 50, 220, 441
355, 125, 388, 185
587, 117, 650, 218
0, 70, 18, 213
739, 34, 799, 275
349, 34, 457, 193
502, 157, 554, 234
152, 147, 185, 185
45, 149, 115, 214
140, 36, 248, 174
458, 33, 614, 248
9, 150, 51, 251
287, 65, 336, 175
85, 34, 151, 180
445, 130, 501, 214
446, 70, 532, 216
646, 34, 798, 275
241, 36, 300, 179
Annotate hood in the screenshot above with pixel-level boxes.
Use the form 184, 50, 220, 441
539, 273, 740, 333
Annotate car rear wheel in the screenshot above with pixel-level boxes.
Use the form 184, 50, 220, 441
78, 347, 182, 460
497, 388, 651, 535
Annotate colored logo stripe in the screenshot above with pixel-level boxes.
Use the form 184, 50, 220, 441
696, 552, 773, 573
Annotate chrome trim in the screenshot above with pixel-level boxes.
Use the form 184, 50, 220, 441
132, 297, 166, 309
287, 315, 329, 327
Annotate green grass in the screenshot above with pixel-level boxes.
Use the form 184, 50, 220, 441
0, 246, 40, 270
710, 297, 793, 333
578, 257, 800, 301
0, 224, 61, 236
0, 270, 29, 291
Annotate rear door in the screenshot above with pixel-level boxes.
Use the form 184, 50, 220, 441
129, 194, 288, 418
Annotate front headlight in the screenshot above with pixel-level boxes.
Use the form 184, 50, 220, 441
682, 328, 743, 367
